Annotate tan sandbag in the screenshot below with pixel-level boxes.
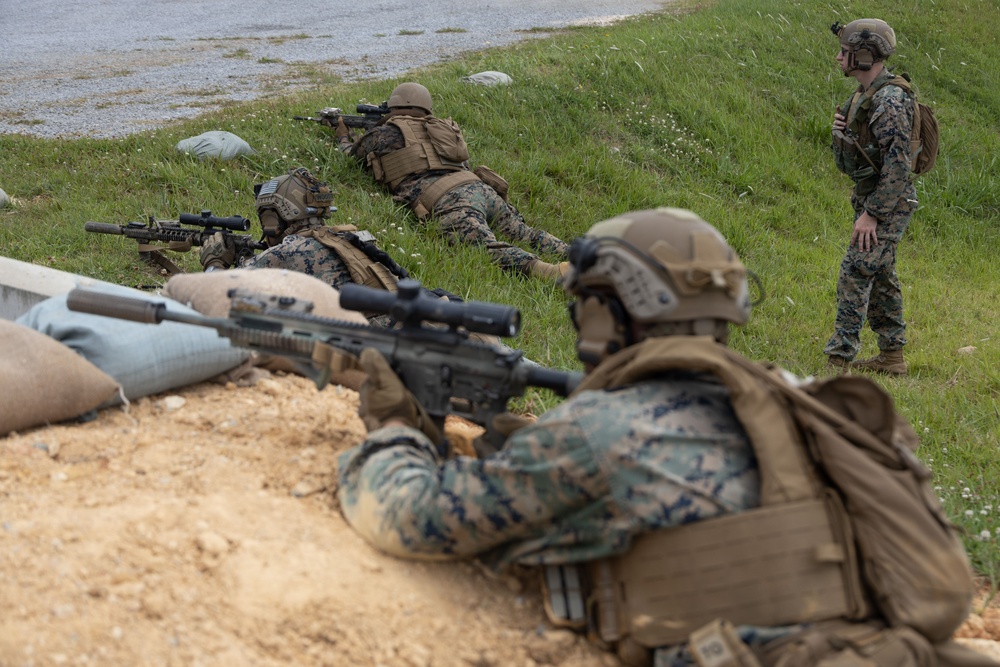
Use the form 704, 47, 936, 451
0, 320, 120, 436
162, 268, 368, 323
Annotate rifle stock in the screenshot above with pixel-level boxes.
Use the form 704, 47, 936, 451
66, 279, 582, 452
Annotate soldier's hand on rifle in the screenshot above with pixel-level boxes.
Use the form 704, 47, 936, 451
199, 231, 237, 271
357, 348, 443, 444
335, 117, 352, 142
471, 412, 536, 458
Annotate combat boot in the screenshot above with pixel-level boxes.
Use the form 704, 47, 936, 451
826, 355, 851, 375
527, 259, 570, 280
851, 349, 908, 376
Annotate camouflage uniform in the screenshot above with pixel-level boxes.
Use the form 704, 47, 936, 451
237, 232, 394, 328
338, 369, 793, 664
824, 69, 917, 360
342, 124, 568, 274
338, 372, 760, 565
244, 234, 356, 290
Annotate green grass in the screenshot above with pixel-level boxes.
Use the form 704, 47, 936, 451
1, 0, 999, 579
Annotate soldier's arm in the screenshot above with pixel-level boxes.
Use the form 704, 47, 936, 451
336, 418, 599, 561
863, 92, 914, 220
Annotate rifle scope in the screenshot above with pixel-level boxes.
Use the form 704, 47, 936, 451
356, 103, 389, 115
340, 279, 520, 338
178, 210, 251, 231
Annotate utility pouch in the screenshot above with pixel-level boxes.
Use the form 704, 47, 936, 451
424, 117, 470, 162
474, 165, 510, 201
689, 619, 764, 667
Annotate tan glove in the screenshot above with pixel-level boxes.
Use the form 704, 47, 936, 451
199, 231, 236, 270
471, 411, 536, 457
335, 118, 352, 142
491, 412, 536, 437
358, 348, 442, 444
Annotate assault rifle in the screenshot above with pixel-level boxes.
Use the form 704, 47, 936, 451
85, 210, 267, 275
66, 279, 582, 452
293, 102, 390, 131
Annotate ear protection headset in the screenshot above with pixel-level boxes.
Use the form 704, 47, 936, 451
253, 180, 285, 242
565, 236, 644, 365
831, 22, 877, 72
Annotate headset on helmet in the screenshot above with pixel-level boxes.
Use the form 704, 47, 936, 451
253, 167, 335, 245
387, 82, 433, 114
831, 19, 896, 72
562, 208, 750, 365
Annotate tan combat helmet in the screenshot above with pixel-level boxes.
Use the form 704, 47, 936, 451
562, 207, 750, 365
832, 18, 897, 72
254, 167, 335, 246
387, 82, 433, 114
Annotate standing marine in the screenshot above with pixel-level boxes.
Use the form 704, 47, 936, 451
824, 19, 918, 376
334, 82, 570, 280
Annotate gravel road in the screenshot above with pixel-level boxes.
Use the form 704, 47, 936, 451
1, 0, 669, 139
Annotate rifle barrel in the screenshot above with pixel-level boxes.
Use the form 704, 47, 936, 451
84, 221, 126, 235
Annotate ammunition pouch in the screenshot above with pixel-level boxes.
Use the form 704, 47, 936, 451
832, 130, 881, 196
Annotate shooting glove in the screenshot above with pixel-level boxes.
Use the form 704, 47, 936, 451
491, 412, 536, 436
358, 348, 443, 444
470, 411, 536, 458
335, 118, 352, 142
199, 231, 237, 270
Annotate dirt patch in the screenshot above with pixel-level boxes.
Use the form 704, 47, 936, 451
2, 372, 998, 666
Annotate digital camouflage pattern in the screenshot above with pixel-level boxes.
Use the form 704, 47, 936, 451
343, 124, 568, 274
826, 68, 916, 360
245, 235, 356, 290
337, 373, 760, 568
824, 235, 908, 359
339, 373, 764, 665
243, 234, 394, 328
843, 70, 917, 237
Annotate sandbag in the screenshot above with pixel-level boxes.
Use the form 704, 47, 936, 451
0, 320, 120, 436
16, 283, 250, 405
175, 130, 255, 160
461, 71, 513, 86
163, 268, 368, 323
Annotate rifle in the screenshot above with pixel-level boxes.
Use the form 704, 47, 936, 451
293, 103, 390, 131
66, 279, 582, 453
85, 210, 267, 275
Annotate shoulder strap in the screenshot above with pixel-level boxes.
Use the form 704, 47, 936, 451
576, 338, 821, 505
307, 228, 400, 293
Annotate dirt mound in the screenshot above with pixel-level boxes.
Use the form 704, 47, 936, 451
2, 372, 997, 666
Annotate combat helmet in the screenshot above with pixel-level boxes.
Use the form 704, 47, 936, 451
387, 82, 433, 114
562, 207, 750, 365
254, 167, 335, 245
832, 19, 896, 72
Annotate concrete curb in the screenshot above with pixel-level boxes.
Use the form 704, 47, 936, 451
0, 256, 118, 321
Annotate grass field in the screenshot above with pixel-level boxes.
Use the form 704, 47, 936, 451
1, 0, 998, 580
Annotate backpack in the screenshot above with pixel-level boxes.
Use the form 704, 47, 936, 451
575, 338, 976, 650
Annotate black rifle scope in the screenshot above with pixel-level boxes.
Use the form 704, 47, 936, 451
340, 279, 520, 338
178, 210, 252, 232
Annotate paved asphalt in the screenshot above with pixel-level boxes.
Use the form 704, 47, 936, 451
1, 0, 670, 138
